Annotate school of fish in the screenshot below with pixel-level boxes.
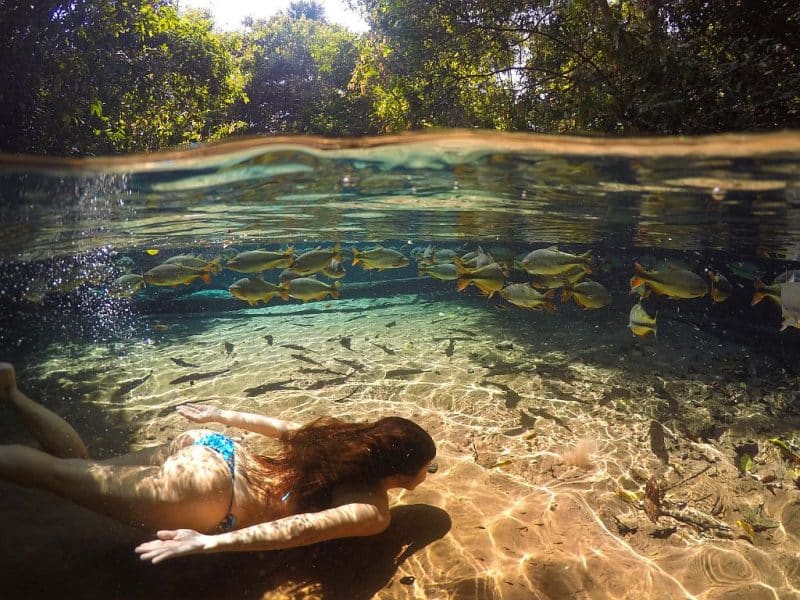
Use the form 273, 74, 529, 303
21, 242, 800, 335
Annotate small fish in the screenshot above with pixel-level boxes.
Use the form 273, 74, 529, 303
265, 334, 274, 345
489, 459, 513, 469
752, 278, 783, 306
498, 283, 555, 310
630, 262, 707, 299
298, 367, 343, 375
561, 280, 612, 309
483, 380, 522, 409
520, 246, 593, 276
292, 353, 324, 367
385, 320, 397, 328
109, 273, 145, 298
352, 246, 409, 270
321, 258, 347, 279
418, 263, 458, 281
773, 270, 800, 284
284, 277, 340, 302
444, 339, 455, 357
728, 260, 764, 281
431, 248, 458, 263
169, 369, 229, 385
111, 371, 152, 400
629, 303, 657, 337
339, 336, 353, 350
708, 271, 732, 303
385, 368, 429, 378
281, 343, 309, 351
170, 358, 198, 368
454, 260, 505, 297
333, 357, 366, 371
529, 266, 587, 290
304, 376, 350, 390
143, 263, 212, 286
224, 342, 234, 355
229, 277, 288, 305
370, 342, 396, 355
164, 255, 222, 273
225, 248, 294, 273
292, 243, 342, 275
278, 268, 304, 284
244, 379, 297, 397
780, 281, 800, 331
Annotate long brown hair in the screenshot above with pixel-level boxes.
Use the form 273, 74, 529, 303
251, 416, 436, 511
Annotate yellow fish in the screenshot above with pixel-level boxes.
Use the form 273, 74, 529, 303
164, 255, 222, 273
708, 271, 732, 303
630, 262, 707, 299
283, 277, 340, 302
143, 264, 212, 286
629, 303, 657, 337
109, 274, 145, 298
529, 266, 587, 290
562, 280, 612, 309
454, 259, 505, 297
498, 283, 555, 311
520, 246, 593, 276
352, 246, 409, 270
225, 248, 294, 273
752, 278, 782, 306
418, 263, 457, 281
228, 277, 288, 305
292, 243, 342, 275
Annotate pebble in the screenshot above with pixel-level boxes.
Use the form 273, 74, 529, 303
496, 341, 514, 351
399, 576, 415, 585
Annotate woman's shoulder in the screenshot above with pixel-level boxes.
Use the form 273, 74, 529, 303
330, 482, 390, 511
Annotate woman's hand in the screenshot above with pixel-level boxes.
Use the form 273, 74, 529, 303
176, 403, 220, 424
135, 529, 212, 564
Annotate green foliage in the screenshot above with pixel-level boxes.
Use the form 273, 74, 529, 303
351, 0, 800, 134
1, 0, 797, 155
0, 0, 246, 155
229, 6, 375, 136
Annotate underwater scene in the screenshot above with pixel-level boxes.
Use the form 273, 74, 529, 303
4, 130, 800, 599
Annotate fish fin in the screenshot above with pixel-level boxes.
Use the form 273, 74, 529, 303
201, 273, 212, 284
279, 291, 289, 301
332, 242, 341, 262
545, 245, 559, 251
543, 289, 555, 300
750, 291, 763, 306
284, 246, 294, 255
456, 278, 471, 292
352, 248, 360, 266
543, 302, 556, 313
630, 276, 645, 289
560, 289, 572, 303
330, 288, 340, 300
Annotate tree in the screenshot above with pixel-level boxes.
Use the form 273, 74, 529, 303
230, 5, 375, 136
0, 0, 247, 155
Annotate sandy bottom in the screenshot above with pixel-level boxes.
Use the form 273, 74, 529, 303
3, 291, 800, 599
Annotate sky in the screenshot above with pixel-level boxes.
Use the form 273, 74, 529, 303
180, 0, 369, 32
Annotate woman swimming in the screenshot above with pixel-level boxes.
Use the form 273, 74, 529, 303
0, 362, 436, 563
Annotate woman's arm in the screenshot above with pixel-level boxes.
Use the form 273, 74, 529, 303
177, 404, 301, 438
135, 502, 390, 563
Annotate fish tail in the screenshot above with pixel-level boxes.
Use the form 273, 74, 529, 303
751, 278, 765, 305
330, 280, 340, 299
279, 290, 289, 301
453, 259, 470, 276
560, 288, 572, 303
284, 246, 294, 256
352, 248, 360, 266
630, 274, 646, 289
543, 289, 556, 300
456, 278, 471, 292
201, 273, 212, 284
543, 302, 556, 313
332, 242, 341, 262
